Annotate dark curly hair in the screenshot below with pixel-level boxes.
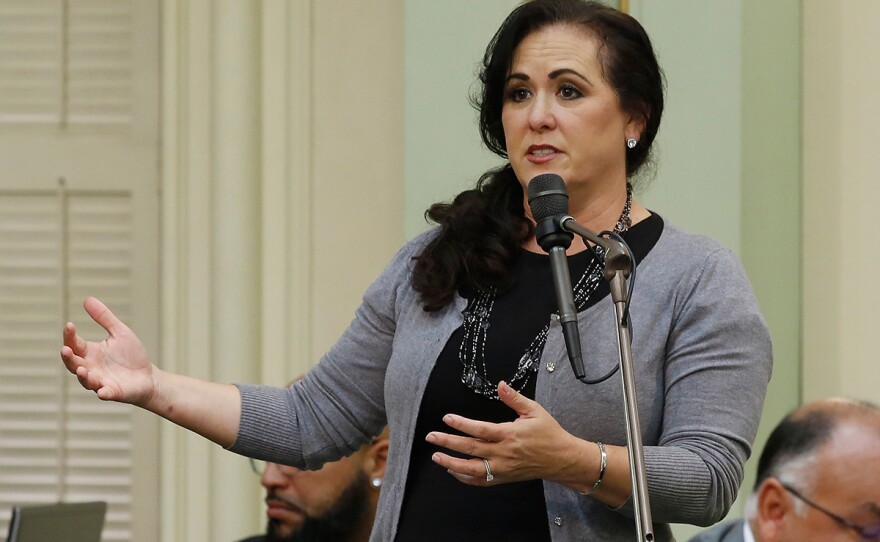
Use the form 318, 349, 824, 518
412, 0, 665, 311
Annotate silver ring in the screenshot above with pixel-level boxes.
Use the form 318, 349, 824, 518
482, 458, 494, 482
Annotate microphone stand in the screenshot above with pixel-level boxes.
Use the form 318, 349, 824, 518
560, 215, 654, 542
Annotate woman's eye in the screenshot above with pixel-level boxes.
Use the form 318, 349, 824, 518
559, 85, 582, 99
508, 88, 531, 102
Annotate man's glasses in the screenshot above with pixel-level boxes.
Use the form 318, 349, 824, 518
780, 482, 880, 541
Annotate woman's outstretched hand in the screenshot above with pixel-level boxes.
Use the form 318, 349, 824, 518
60, 297, 156, 406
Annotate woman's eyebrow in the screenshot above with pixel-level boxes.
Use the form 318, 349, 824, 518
549, 67, 592, 86
505, 68, 592, 87
505, 73, 529, 84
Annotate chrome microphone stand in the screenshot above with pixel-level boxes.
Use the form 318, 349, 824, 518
561, 215, 654, 542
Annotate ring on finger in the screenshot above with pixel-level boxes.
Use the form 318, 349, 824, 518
482, 458, 494, 482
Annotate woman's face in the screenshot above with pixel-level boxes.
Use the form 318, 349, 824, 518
501, 25, 638, 203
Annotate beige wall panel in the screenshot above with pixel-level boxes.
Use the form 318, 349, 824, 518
803, 1, 880, 403
161, 0, 405, 538
311, 0, 405, 359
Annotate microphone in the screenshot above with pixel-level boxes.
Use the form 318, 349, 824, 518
527, 173, 586, 380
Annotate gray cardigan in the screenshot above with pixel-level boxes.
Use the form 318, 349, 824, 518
231, 220, 772, 541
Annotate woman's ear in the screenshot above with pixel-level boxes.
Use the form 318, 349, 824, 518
625, 111, 647, 144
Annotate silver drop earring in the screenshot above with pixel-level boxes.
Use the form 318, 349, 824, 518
371, 477, 383, 489
626, 138, 637, 149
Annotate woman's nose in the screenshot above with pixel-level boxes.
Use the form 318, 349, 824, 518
527, 94, 556, 132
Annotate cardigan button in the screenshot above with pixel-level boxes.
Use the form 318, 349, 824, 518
546, 361, 556, 372
554, 516, 564, 527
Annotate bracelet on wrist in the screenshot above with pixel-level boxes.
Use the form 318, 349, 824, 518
580, 441, 607, 495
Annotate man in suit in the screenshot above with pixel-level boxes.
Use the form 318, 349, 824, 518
689, 398, 880, 542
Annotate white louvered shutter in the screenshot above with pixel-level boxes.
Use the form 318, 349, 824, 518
0, 1, 159, 541
0, 0, 134, 127
67, 0, 133, 126
0, 0, 61, 124
0, 192, 139, 541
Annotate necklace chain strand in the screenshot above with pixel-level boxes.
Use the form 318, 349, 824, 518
459, 184, 633, 399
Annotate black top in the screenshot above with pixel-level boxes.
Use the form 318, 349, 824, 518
394, 214, 663, 542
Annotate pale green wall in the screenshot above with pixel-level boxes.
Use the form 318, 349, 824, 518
627, 3, 802, 540
403, 0, 519, 237
403, 1, 801, 539
635, 1, 743, 253
738, 0, 802, 531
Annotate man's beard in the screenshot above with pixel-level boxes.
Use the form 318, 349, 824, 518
265, 471, 371, 542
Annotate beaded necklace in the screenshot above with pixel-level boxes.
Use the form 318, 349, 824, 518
459, 184, 633, 399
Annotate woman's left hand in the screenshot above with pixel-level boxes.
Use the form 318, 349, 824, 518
427, 380, 585, 486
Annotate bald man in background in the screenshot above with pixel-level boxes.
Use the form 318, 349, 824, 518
689, 398, 880, 542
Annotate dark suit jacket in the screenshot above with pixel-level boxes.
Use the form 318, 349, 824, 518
687, 519, 747, 542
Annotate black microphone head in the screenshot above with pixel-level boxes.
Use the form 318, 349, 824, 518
527, 173, 569, 221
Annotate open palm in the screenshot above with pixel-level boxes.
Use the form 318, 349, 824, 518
60, 297, 156, 406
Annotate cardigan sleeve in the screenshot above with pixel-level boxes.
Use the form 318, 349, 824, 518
625, 246, 772, 525
227, 232, 431, 468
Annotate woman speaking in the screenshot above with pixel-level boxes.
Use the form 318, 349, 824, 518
61, 1, 772, 540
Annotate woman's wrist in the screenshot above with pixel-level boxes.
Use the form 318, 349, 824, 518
579, 441, 607, 495
557, 436, 607, 494
141, 365, 166, 413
